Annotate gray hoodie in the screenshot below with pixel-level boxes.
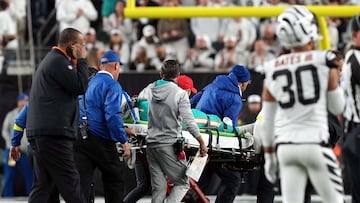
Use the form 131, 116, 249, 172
146, 80, 200, 148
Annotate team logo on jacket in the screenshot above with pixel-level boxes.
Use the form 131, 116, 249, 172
68, 65, 73, 70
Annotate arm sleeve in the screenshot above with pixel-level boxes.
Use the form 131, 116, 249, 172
56, 3, 77, 22
11, 103, 28, 147
256, 102, 277, 148
138, 83, 153, 100
179, 91, 201, 138
84, 2, 98, 21
327, 87, 345, 115
51, 58, 89, 96
223, 96, 242, 127
105, 84, 128, 144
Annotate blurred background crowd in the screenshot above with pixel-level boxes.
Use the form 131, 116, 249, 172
0, 0, 360, 75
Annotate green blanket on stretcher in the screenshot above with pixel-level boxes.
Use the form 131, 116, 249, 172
135, 100, 240, 137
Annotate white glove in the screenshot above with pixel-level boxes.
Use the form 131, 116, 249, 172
264, 152, 278, 183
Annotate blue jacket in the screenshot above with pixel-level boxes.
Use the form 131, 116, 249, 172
193, 72, 243, 127
80, 72, 128, 144
11, 103, 28, 147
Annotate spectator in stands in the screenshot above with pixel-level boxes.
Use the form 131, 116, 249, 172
152, 43, 169, 70
56, 0, 98, 34
183, 34, 216, 71
129, 46, 155, 71
131, 25, 160, 70
214, 35, 247, 70
190, 0, 224, 51
260, 23, 281, 56
107, 29, 130, 67
239, 94, 262, 125
0, 0, 17, 75
247, 39, 275, 71
103, 1, 135, 44
134, 0, 160, 40
157, 0, 189, 64
1, 93, 33, 197
84, 27, 105, 52
209, 0, 232, 6
221, 17, 257, 52
7, 0, 26, 50
101, 0, 120, 28
30, 0, 48, 28
327, 17, 340, 50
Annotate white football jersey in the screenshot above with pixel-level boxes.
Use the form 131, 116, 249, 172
263, 50, 333, 144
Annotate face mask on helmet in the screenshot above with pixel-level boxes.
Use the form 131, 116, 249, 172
275, 5, 322, 49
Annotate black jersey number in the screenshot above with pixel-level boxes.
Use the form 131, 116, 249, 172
272, 65, 320, 108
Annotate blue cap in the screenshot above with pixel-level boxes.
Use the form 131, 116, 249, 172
230, 65, 250, 83
17, 93, 29, 102
100, 50, 124, 65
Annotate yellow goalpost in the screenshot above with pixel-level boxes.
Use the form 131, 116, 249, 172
124, 0, 360, 50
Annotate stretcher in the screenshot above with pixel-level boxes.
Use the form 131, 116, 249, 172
121, 123, 261, 203
124, 123, 261, 172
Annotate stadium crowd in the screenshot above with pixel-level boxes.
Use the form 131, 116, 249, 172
0, 0, 360, 74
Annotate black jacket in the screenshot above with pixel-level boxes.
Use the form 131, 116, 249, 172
26, 48, 88, 139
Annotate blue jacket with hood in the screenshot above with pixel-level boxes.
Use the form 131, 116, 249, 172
193, 72, 243, 127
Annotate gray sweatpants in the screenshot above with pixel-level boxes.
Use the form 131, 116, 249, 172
147, 145, 189, 203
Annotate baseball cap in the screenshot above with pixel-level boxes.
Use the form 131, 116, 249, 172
110, 29, 121, 36
17, 93, 29, 102
100, 50, 124, 65
143, 25, 155, 37
177, 75, 197, 94
223, 35, 237, 42
229, 65, 250, 83
247, 94, 261, 103
86, 27, 96, 35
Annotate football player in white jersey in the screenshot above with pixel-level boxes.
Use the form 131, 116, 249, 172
256, 5, 346, 203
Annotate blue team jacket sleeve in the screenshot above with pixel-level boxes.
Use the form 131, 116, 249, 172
11, 102, 28, 146
223, 95, 242, 127
105, 84, 128, 144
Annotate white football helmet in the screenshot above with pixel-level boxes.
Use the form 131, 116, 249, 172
276, 5, 322, 49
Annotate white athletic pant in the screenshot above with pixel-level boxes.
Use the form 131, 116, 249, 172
277, 144, 344, 203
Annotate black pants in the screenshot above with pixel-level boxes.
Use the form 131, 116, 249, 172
27, 145, 60, 203
28, 136, 85, 203
123, 153, 151, 203
344, 152, 360, 203
74, 133, 126, 203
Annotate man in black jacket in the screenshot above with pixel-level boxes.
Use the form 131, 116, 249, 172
26, 28, 88, 203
